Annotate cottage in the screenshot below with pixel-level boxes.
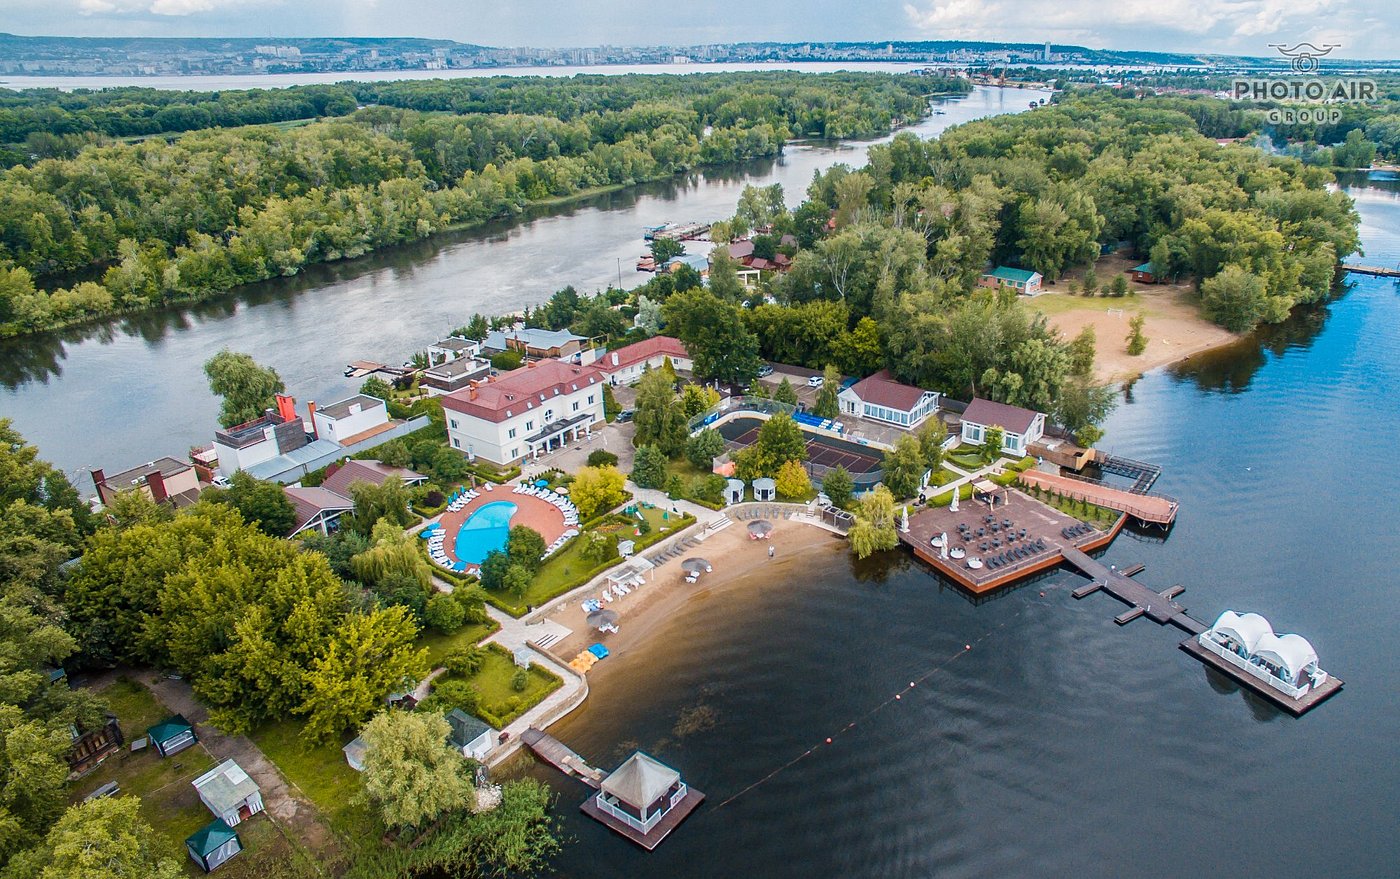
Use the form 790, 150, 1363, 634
67, 715, 123, 775
838, 370, 940, 429
311, 394, 390, 445
660, 252, 710, 276
321, 459, 426, 497
420, 356, 491, 396
441, 360, 606, 466
481, 328, 587, 360
146, 715, 197, 757
427, 336, 481, 365
283, 486, 356, 538
446, 708, 496, 761
92, 456, 202, 510
959, 398, 1045, 455
192, 759, 264, 826
186, 819, 242, 872
213, 394, 309, 478
1130, 262, 1160, 284
594, 336, 693, 386
978, 266, 1044, 296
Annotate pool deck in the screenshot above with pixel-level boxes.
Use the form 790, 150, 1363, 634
434, 487, 568, 568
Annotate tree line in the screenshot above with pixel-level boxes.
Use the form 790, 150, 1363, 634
0, 70, 966, 339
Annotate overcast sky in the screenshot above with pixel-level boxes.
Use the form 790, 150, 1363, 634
3, 0, 1395, 59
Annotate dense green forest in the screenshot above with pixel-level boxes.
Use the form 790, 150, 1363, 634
0, 70, 964, 337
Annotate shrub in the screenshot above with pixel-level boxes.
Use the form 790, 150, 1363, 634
665, 474, 685, 498
424, 593, 466, 633
586, 449, 619, 468
491, 349, 524, 370
774, 458, 812, 499
444, 646, 486, 676
631, 445, 668, 489
511, 669, 529, 692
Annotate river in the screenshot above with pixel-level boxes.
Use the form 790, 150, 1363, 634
0, 84, 1047, 483
528, 180, 1400, 878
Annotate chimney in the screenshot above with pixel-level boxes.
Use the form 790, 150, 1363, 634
307, 401, 319, 439
526, 360, 536, 368
147, 470, 168, 503
91, 468, 105, 490
275, 393, 297, 424
469, 387, 478, 401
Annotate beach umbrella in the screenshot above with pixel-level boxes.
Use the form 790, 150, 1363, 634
940, 532, 949, 560
586, 609, 619, 630
900, 505, 909, 533
681, 558, 712, 574
747, 520, 773, 538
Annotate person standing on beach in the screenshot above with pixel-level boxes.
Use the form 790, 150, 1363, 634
768, 545, 775, 559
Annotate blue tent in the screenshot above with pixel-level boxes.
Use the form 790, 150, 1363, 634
588, 643, 610, 659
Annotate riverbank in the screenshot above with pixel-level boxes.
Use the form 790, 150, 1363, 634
541, 518, 844, 667
1033, 254, 1240, 384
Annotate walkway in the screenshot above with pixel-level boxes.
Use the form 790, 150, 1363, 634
1058, 544, 1202, 634
1018, 469, 1178, 525
481, 605, 588, 768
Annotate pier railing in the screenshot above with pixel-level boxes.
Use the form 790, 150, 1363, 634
1196, 635, 1312, 699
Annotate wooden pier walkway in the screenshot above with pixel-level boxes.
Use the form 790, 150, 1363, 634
1059, 544, 1204, 635
1019, 470, 1178, 526
519, 728, 607, 788
1344, 264, 1400, 278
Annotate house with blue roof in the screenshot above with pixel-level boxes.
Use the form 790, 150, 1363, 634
978, 266, 1044, 296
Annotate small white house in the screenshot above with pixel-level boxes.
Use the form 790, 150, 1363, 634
838, 370, 940, 429
446, 709, 496, 762
428, 336, 481, 365
312, 394, 389, 445
752, 477, 776, 501
724, 479, 745, 505
959, 398, 1045, 456
193, 760, 264, 827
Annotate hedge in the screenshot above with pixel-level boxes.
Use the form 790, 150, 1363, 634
929, 484, 975, 506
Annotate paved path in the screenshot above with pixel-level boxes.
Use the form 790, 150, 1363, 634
142, 675, 340, 860
481, 606, 588, 768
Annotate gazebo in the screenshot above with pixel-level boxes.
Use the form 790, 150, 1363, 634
192, 760, 264, 827
579, 753, 707, 849
147, 715, 197, 757
752, 477, 776, 501
724, 478, 745, 505
186, 819, 241, 872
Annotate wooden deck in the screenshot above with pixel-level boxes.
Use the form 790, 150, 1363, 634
1179, 637, 1344, 716
1344, 264, 1400, 278
1060, 545, 1204, 635
1018, 469, 1178, 525
899, 492, 1122, 594
519, 728, 606, 788
580, 786, 706, 851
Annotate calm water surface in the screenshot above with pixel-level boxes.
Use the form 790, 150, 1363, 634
528, 184, 1400, 878
0, 85, 1045, 482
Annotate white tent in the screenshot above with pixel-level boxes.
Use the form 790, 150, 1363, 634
1253, 632, 1319, 685
1208, 610, 1273, 655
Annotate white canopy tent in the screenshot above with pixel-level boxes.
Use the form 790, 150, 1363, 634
1252, 632, 1320, 685
1208, 610, 1273, 655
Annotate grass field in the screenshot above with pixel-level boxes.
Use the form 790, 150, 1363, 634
432, 644, 562, 729
418, 619, 499, 669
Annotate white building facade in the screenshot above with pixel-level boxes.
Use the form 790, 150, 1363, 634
442, 360, 606, 466
311, 394, 389, 444
959, 397, 1046, 456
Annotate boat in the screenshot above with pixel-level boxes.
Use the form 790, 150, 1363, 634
643, 223, 670, 241
933, 109, 946, 115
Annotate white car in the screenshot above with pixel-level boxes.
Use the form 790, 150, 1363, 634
807, 375, 825, 388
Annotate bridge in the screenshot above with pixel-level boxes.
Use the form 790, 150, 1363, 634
1018, 469, 1178, 526
1343, 264, 1400, 278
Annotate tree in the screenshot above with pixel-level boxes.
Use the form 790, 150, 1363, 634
1109, 274, 1129, 297
1126, 313, 1148, 356
344, 477, 413, 536
848, 484, 898, 559
630, 445, 669, 490
299, 606, 427, 746
1068, 326, 1096, 376
360, 376, 394, 401
662, 288, 763, 385
424, 592, 465, 634
1055, 378, 1116, 448
678, 383, 720, 420
569, 465, 625, 520
102, 490, 173, 530
812, 364, 841, 419
1202, 265, 1269, 333
3, 796, 182, 879
478, 550, 510, 592
1081, 264, 1098, 296
915, 417, 947, 475
772, 377, 799, 406
981, 426, 1005, 464
579, 531, 619, 565
438, 779, 560, 877
502, 564, 532, 597
735, 413, 806, 479
649, 236, 685, 264
358, 710, 475, 831
834, 316, 883, 376
216, 471, 296, 536
685, 428, 725, 471
774, 459, 812, 499
203, 349, 285, 429
881, 434, 926, 499
632, 369, 685, 457
506, 525, 546, 573
821, 465, 854, 509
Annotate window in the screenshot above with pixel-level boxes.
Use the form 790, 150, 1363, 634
451, 438, 460, 449
572, 401, 580, 412
508, 428, 516, 439
450, 418, 458, 429
510, 448, 519, 460
526, 420, 533, 431
588, 394, 595, 405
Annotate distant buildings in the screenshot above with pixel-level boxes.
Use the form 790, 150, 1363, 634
481, 328, 587, 360
420, 356, 492, 396
92, 456, 201, 510
285, 459, 425, 538
959, 398, 1045, 455
441, 359, 606, 466
978, 266, 1044, 296
593, 336, 693, 386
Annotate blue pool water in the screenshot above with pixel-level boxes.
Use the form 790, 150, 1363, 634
453, 501, 518, 564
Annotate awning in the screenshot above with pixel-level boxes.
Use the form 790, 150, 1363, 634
525, 413, 592, 445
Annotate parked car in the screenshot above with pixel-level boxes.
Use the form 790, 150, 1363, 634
615, 409, 635, 423
807, 375, 825, 388
210, 475, 231, 489
757, 365, 774, 377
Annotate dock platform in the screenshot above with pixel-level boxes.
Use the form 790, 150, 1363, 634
1179, 637, 1344, 716
520, 728, 606, 788
1344, 264, 1400, 278
1060, 545, 1204, 635
580, 786, 707, 851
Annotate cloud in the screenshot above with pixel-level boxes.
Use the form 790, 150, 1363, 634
75, 0, 267, 16
149, 0, 217, 13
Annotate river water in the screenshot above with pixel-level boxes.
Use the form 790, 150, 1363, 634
529, 181, 1400, 878
0, 85, 1046, 483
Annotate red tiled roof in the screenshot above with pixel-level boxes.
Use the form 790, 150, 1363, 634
321, 460, 425, 497
846, 370, 934, 412
596, 336, 690, 375
441, 359, 605, 424
727, 240, 755, 259
961, 397, 1040, 435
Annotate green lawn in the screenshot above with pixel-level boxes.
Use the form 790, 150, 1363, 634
248, 720, 383, 857
1027, 290, 1145, 317
433, 644, 562, 729
418, 619, 500, 669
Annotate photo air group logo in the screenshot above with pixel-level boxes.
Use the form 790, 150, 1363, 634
1232, 42, 1375, 125
1268, 42, 1341, 74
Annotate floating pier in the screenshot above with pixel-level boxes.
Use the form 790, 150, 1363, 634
521, 728, 705, 850
1343, 264, 1400, 278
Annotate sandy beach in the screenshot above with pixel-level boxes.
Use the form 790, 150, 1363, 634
542, 517, 845, 670
1036, 254, 1240, 384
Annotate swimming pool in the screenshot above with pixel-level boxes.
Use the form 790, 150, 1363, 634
453, 501, 518, 565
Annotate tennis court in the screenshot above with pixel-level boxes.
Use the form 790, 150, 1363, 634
717, 416, 882, 475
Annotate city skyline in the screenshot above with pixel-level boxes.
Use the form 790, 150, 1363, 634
0, 0, 1394, 59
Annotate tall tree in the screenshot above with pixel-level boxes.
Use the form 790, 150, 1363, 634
569, 466, 625, 520
812, 365, 842, 419
881, 434, 927, 499
662, 288, 762, 385
358, 710, 476, 831
848, 485, 898, 559
2, 796, 182, 879
203, 349, 285, 429
632, 369, 686, 457
214, 471, 296, 536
